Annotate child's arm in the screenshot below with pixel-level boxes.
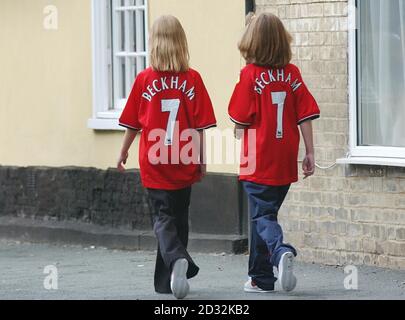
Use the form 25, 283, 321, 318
117, 129, 138, 172
299, 121, 315, 179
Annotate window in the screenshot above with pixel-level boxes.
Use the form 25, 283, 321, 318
341, 0, 405, 167
89, 0, 148, 130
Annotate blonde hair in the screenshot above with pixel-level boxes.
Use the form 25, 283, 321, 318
150, 15, 190, 73
238, 13, 293, 68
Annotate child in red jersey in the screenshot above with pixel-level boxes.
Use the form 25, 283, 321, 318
117, 15, 216, 299
229, 13, 320, 293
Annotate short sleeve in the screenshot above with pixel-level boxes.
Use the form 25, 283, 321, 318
119, 75, 143, 130
293, 68, 320, 125
228, 69, 256, 126
193, 73, 217, 130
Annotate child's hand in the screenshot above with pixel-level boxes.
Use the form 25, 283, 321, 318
117, 152, 129, 173
302, 153, 315, 179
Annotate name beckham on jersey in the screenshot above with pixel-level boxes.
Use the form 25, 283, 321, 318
142, 76, 195, 102
254, 69, 302, 95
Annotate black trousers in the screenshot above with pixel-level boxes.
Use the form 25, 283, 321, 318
147, 186, 200, 294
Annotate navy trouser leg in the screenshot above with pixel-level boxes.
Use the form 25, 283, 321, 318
243, 181, 297, 290
248, 197, 277, 290
148, 187, 199, 294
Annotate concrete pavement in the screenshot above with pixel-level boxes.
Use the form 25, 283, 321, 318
0, 239, 404, 300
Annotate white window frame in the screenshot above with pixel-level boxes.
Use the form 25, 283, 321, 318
338, 0, 405, 167
88, 0, 148, 130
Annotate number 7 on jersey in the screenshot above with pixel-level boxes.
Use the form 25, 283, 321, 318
271, 91, 287, 139
161, 99, 180, 146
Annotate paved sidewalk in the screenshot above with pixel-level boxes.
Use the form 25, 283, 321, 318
0, 240, 404, 300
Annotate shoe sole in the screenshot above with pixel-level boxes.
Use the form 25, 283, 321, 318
171, 259, 189, 299
279, 252, 297, 292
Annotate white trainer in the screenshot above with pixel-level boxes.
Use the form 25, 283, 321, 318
244, 278, 274, 293
278, 252, 297, 292
170, 258, 190, 299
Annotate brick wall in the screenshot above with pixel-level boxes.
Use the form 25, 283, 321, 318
256, 0, 405, 269
0, 166, 247, 239
0, 167, 152, 229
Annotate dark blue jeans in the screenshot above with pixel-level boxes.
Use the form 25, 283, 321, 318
243, 181, 297, 290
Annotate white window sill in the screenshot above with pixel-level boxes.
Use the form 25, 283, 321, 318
337, 157, 405, 168
87, 118, 125, 131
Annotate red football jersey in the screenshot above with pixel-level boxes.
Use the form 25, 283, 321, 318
119, 67, 217, 190
228, 63, 320, 186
